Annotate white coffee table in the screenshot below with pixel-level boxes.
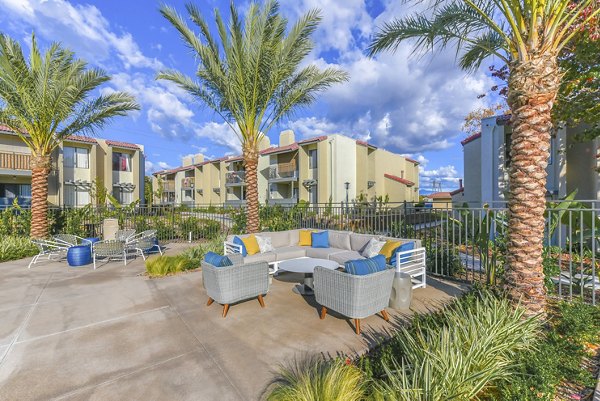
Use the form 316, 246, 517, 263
277, 257, 339, 295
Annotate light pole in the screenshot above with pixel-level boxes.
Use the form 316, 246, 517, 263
344, 182, 350, 210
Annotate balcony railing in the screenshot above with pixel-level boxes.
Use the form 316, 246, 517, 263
0, 152, 31, 171
268, 160, 297, 181
267, 197, 298, 206
181, 177, 194, 189
225, 171, 245, 186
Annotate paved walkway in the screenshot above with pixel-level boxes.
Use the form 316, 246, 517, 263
0, 244, 467, 400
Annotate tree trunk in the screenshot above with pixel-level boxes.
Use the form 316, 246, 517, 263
243, 144, 260, 233
505, 55, 560, 317
30, 154, 52, 239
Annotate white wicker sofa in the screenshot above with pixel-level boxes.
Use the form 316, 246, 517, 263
224, 229, 426, 289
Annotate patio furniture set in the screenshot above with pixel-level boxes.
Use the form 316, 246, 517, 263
28, 229, 162, 269
203, 229, 425, 334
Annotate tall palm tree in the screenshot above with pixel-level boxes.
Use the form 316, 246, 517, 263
0, 33, 139, 238
369, 0, 599, 315
158, 1, 348, 233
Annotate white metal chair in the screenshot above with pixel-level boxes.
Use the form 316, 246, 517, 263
92, 240, 127, 269
114, 229, 136, 242
127, 237, 163, 260
53, 234, 92, 248
28, 239, 71, 269
396, 247, 427, 289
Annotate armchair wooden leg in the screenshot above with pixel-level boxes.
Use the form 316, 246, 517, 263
320, 306, 327, 320
222, 304, 230, 318
257, 294, 266, 308
354, 319, 361, 335
381, 309, 390, 322
207, 297, 214, 307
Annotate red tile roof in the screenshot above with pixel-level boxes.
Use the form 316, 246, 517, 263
428, 191, 452, 199
384, 173, 414, 187
65, 135, 97, 144
461, 133, 481, 146
105, 140, 140, 150
450, 187, 464, 196
356, 139, 377, 149
298, 135, 327, 145
260, 143, 299, 155
227, 155, 243, 162
405, 157, 420, 165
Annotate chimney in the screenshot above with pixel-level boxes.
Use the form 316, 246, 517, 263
194, 153, 204, 164
459, 179, 463, 189
182, 155, 193, 166
279, 130, 295, 146
258, 135, 271, 151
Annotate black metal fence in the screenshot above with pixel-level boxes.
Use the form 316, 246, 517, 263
1, 200, 597, 304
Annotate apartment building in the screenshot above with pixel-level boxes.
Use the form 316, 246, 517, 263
453, 114, 600, 206
0, 126, 145, 207
152, 130, 420, 206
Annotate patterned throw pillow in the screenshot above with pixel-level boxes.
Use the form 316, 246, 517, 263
255, 235, 274, 253
204, 252, 233, 267
361, 237, 386, 258
345, 255, 387, 275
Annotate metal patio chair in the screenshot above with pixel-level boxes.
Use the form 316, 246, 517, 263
28, 239, 71, 269
114, 229, 136, 242
92, 240, 127, 269
53, 234, 92, 248
127, 237, 163, 260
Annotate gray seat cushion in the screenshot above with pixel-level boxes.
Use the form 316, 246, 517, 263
329, 251, 365, 265
305, 247, 346, 260
274, 246, 307, 261
243, 252, 277, 264
350, 233, 377, 252
328, 230, 352, 250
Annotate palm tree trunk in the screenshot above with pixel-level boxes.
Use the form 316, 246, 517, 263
30, 154, 52, 239
504, 55, 561, 317
243, 144, 260, 233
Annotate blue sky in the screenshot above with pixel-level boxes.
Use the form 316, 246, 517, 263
0, 0, 500, 193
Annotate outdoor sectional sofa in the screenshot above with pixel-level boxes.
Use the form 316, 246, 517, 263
224, 229, 426, 289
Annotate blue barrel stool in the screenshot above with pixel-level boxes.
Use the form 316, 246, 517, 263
84, 237, 100, 249
67, 245, 92, 267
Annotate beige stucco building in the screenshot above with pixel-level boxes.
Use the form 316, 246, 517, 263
453, 115, 600, 207
0, 126, 145, 207
152, 130, 420, 206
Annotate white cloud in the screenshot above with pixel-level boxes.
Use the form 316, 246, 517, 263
145, 160, 173, 174
194, 122, 241, 153
0, 0, 163, 70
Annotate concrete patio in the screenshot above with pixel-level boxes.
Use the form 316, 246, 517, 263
0, 243, 468, 401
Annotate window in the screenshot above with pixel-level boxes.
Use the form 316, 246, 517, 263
64, 185, 90, 207
112, 152, 132, 172
0, 184, 31, 199
112, 188, 133, 204
64, 147, 89, 168
309, 149, 318, 169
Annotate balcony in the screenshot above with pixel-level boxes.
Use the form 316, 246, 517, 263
267, 197, 298, 206
181, 177, 194, 189
0, 152, 31, 173
225, 171, 245, 186
163, 180, 175, 192
268, 160, 297, 182
224, 199, 246, 208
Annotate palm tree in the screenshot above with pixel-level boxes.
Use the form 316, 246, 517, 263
369, 0, 599, 315
158, 1, 348, 233
0, 33, 139, 238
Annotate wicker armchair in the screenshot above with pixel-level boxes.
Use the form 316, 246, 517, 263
92, 240, 127, 269
201, 254, 268, 317
313, 266, 395, 334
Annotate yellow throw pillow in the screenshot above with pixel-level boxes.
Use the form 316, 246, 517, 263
298, 230, 313, 246
242, 234, 260, 256
379, 240, 401, 261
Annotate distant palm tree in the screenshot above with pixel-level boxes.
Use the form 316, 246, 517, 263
369, 0, 599, 315
158, 1, 348, 233
0, 33, 139, 238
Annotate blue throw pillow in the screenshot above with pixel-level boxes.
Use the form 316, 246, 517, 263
233, 236, 247, 257
345, 255, 387, 275
311, 231, 329, 248
390, 242, 415, 266
204, 251, 233, 267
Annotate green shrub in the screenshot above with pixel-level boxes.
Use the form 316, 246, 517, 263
0, 236, 38, 262
0, 203, 31, 237
152, 217, 175, 240
179, 217, 222, 240
145, 255, 198, 277
181, 236, 226, 265
266, 356, 365, 401
362, 291, 541, 401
